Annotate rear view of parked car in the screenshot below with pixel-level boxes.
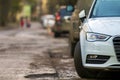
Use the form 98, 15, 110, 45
74, 0, 120, 78
52, 6, 74, 37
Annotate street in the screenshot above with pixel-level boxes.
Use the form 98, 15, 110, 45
0, 22, 119, 80
0, 22, 80, 80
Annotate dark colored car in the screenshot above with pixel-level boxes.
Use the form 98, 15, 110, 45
69, 0, 93, 57
52, 6, 74, 37
69, 8, 80, 57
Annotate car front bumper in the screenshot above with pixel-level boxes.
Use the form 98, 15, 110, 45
83, 36, 120, 70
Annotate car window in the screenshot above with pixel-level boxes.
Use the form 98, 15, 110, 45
92, 0, 120, 17
60, 8, 72, 18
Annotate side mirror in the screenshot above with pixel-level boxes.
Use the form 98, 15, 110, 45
79, 10, 86, 22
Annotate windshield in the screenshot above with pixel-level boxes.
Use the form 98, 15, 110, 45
91, 0, 120, 17
59, 8, 72, 18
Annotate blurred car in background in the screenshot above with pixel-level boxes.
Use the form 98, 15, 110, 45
52, 6, 74, 37
69, 8, 80, 57
69, 0, 94, 57
41, 14, 55, 28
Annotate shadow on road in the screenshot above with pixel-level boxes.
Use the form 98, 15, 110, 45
24, 73, 58, 78
96, 71, 120, 80
65, 71, 120, 80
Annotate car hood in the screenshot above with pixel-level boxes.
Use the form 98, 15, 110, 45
88, 17, 120, 36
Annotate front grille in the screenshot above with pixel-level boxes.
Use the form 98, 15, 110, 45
86, 55, 110, 64
113, 37, 120, 62
110, 64, 120, 66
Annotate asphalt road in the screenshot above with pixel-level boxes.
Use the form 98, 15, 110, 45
0, 22, 119, 80
0, 22, 80, 80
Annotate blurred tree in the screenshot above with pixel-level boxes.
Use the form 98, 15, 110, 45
0, 0, 10, 26
9, 0, 22, 22
25, 0, 37, 14
9, 0, 36, 22
47, 0, 58, 14
59, 0, 77, 6
0, 0, 36, 26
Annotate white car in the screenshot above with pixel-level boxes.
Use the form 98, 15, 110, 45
41, 14, 55, 28
74, 0, 120, 78
63, 16, 71, 23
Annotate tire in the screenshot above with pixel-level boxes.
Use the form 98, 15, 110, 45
69, 42, 76, 57
54, 32, 60, 38
68, 32, 75, 57
74, 41, 99, 78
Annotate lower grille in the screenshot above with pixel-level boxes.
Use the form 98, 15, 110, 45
113, 37, 120, 62
86, 55, 110, 64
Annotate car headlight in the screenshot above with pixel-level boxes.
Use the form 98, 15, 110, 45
86, 32, 111, 42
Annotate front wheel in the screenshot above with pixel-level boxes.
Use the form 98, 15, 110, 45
54, 32, 61, 38
69, 42, 76, 57
74, 41, 99, 78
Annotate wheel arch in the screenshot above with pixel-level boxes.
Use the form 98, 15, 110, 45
80, 29, 87, 67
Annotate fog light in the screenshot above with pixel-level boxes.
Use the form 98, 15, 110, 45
86, 55, 110, 64
88, 55, 98, 59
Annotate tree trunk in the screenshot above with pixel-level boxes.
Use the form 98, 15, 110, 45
0, 0, 10, 26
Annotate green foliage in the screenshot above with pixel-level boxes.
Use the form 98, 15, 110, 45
47, 0, 58, 14
26, 0, 36, 14
59, 0, 77, 6
10, 0, 21, 12
0, 0, 36, 26
0, 0, 10, 26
